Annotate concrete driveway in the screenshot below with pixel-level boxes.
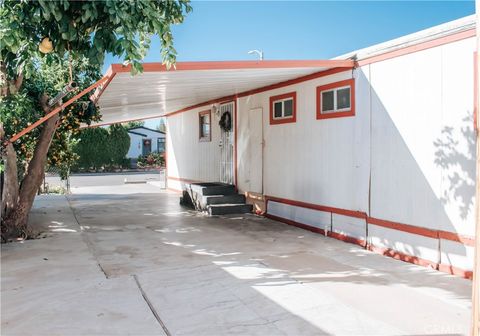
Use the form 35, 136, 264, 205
1, 181, 472, 335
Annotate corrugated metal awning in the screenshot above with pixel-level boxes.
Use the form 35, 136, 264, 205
93, 60, 354, 125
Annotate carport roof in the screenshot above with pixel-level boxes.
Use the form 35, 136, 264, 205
92, 60, 355, 125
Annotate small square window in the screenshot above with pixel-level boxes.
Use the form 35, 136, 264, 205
270, 92, 296, 125
199, 111, 211, 141
317, 79, 355, 120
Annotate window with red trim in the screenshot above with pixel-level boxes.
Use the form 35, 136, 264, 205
199, 110, 211, 141
316, 79, 355, 119
269, 92, 296, 125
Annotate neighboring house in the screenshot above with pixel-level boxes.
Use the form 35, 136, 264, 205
95, 16, 477, 279
126, 126, 165, 158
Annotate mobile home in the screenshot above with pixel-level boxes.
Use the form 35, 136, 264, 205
94, 15, 477, 278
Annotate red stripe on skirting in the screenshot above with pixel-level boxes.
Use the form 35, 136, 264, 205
367, 217, 438, 239
264, 212, 472, 279
366, 244, 438, 269
265, 195, 367, 219
264, 213, 366, 247
438, 263, 473, 280
438, 230, 475, 246
266, 196, 474, 246
264, 197, 474, 279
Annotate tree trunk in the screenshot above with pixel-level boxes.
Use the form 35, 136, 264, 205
1, 98, 58, 242
0, 123, 19, 222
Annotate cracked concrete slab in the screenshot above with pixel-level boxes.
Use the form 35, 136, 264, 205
1, 180, 473, 335
1, 195, 163, 336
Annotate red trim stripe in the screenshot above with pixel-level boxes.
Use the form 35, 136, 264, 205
366, 244, 438, 269
91, 72, 117, 104
265, 195, 367, 219
265, 211, 472, 280
438, 230, 476, 246
109, 60, 354, 73
266, 196, 475, 247
438, 263, 473, 280
265, 213, 366, 247
367, 217, 438, 239
237, 67, 348, 99
164, 68, 349, 118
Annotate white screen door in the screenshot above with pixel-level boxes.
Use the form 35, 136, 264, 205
219, 102, 235, 185
247, 108, 263, 193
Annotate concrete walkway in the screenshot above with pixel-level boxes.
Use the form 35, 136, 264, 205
1, 184, 472, 335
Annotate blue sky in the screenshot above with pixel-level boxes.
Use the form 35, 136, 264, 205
103, 0, 475, 128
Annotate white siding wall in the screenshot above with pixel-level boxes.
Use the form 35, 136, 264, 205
166, 107, 221, 183
166, 36, 476, 274
367, 37, 476, 270
127, 133, 144, 158
237, 70, 371, 213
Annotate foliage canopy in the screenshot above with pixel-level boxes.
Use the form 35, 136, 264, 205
1, 0, 192, 80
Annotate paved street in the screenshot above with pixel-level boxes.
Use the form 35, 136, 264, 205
1, 179, 472, 335
45, 171, 165, 189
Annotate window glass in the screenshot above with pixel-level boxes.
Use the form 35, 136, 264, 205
200, 114, 210, 139
203, 123, 210, 136
322, 90, 334, 112
336, 87, 351, 110
283, 99, 293, 117
157, 138, 165, 152
274, 102, 283, 118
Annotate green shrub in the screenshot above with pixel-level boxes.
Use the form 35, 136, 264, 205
108, 124, 130, 166
137, 152, 165, 168
75, 127, 109, 170
74, 124, 130, 171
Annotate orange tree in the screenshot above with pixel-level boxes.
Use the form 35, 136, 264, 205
0, 0, 191, 241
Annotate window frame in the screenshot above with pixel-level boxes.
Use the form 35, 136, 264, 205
316, 78, 355, 120
269, 92, 297, 125
198, 110, 211, 142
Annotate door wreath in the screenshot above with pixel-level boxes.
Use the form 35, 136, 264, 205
219, 111, 232, 132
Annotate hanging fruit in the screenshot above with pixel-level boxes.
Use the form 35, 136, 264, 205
39, 37, 54, 53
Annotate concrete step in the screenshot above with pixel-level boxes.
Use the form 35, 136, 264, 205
208, 203, 253, 216
204, 194, 246, 206
189, 183, 236, 196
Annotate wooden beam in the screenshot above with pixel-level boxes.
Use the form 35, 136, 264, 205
6, 76, 108, 145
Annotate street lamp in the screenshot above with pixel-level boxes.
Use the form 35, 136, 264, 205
248, 49, 264, 61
